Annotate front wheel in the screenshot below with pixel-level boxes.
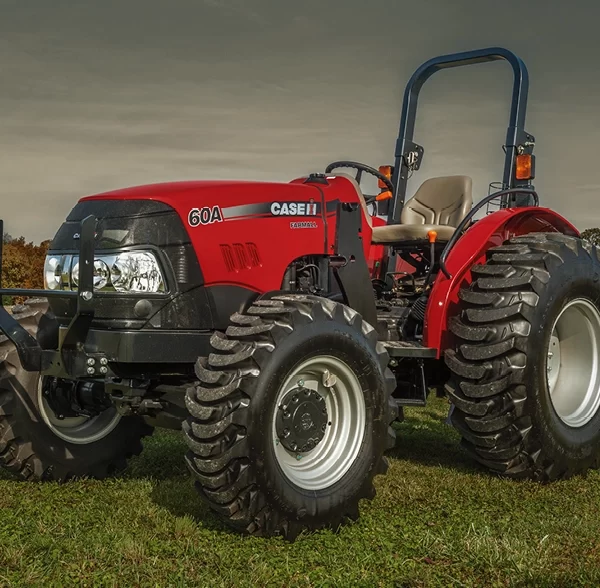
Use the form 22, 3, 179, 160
0, 299, 153, 480
445, 233, 600, 481
183, 294, 397, 540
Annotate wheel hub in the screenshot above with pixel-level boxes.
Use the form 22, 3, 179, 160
275, 386, 328, 453
37, 377, 122, 445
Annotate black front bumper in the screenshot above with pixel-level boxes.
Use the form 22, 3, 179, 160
79, 327, 212, 365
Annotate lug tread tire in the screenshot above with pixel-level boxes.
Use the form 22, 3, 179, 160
184, 294, 396, 540
0, 298, 153, 481
445, 233, 600, 481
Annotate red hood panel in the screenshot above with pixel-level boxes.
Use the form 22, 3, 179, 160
78, 180, 316, 207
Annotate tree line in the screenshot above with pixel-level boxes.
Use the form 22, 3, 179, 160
581, 228, 600, 245
2, 232, 50, 305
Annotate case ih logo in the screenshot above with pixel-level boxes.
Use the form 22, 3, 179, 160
270, 202, 318, 216
188, 206, 223, 226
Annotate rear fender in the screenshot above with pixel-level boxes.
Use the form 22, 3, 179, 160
424, 207, 579, 357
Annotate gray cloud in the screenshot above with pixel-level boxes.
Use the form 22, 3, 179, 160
1, 0, 599, 241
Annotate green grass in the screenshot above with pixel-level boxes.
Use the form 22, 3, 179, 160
1, 395, 600, 587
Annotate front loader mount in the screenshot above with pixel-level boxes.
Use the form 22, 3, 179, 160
0, 215, 101, 377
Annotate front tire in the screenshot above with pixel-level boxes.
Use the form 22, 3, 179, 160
445, 233, 600, 481
183, 294, 397, 540
0, 299, 153, 480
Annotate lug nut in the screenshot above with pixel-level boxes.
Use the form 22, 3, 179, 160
81, 291, 93, 301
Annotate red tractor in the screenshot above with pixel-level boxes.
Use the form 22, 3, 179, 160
1, 47, 599, 540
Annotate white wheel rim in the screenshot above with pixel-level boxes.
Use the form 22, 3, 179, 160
272, 355, 366, 491
37, 378, 122, 444
546, 298, 600, 428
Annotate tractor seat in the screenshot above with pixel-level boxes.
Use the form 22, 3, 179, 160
371, 175, 473, 244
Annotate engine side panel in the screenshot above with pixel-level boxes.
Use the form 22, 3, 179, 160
424, 207, 580, 356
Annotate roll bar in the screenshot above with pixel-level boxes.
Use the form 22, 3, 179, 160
388, 47, 534, 224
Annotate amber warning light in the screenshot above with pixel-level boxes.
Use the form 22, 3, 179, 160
378, 165, 393, 189
515, 154, 535, 180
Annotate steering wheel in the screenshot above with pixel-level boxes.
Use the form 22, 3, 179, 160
324, 161, 395, 203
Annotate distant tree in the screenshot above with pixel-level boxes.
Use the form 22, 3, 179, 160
2, 231, 13, 244
581, 228, 600, 246
1, 236, 50, 305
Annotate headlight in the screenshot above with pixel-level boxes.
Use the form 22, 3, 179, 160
110, 252, 165, 293
43, 256, 61, 290
45, 251, 166, 293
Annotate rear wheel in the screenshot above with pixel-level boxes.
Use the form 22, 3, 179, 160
445, 233, 600, 480
184, 294, 397, 539
0, 299, 153, 480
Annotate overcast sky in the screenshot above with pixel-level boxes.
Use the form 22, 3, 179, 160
1, 0, 599, 242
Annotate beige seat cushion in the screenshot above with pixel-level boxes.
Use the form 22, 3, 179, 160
372, 223, 455, 243
326, 172, 472, 245
372, 175, 472, 244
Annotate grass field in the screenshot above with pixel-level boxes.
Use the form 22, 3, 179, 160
1, 394, 599, 587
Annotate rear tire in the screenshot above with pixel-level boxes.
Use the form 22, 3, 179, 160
184, 294, 397, 540
445, 233, 600, 481
0, 299, 153, 481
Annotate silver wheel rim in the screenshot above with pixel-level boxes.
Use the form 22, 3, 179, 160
272, 355, 366, 490
37, 379, 122, 444
546, 298, 600, 428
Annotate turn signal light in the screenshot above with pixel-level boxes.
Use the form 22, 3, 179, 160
376, 190, 393, 202
378, 165, 393, 189
515, 154, 534, 180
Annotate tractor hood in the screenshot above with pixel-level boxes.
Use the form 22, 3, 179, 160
78, 179, 317, 209
49, 178, 321, 250
45, 177, 326, 331
50, 177, 324, 253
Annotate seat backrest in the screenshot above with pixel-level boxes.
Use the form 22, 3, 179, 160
400, 175, 473, 227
